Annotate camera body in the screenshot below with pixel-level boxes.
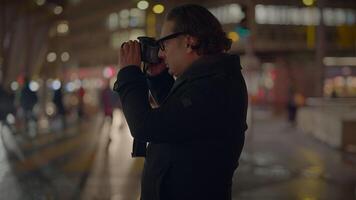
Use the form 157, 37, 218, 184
138, 37, 160, 64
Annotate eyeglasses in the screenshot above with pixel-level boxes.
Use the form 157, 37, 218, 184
156, 32, 186, 51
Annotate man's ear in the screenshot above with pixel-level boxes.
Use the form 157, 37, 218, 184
185, 36, 198, 53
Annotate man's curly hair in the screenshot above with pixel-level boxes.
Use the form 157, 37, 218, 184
166, 4, 232, 55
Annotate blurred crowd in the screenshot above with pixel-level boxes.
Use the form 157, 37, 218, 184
0, 77, 120, 139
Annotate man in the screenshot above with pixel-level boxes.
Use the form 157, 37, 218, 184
114, 4, 248, 200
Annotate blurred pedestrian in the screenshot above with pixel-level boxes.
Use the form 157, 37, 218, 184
287, 87, 298, 126
101, 80, 115, 119
114, 4, 248, 200
53, 84, 66, 129
77, 85, 85, 119
331, 89, 338, 98
20, 77, 38, 136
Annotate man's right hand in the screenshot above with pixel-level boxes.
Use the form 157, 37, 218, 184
146, 61, 167, 76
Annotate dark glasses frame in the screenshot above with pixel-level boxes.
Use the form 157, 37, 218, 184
156, 32, 187, 51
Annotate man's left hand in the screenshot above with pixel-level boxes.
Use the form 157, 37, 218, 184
118, 40, 141, 70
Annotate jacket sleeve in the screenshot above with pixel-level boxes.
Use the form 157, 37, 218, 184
115, 66, 225, 144
146, 68, 174, 105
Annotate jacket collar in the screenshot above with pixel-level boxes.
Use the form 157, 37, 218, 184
164, 53, 241, 101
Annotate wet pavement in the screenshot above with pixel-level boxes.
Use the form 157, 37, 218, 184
0, 115, 103, 200
233, 108, 356, 200
0, 108, 356, 199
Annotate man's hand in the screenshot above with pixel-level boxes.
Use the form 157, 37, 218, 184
118, 40, 141, 70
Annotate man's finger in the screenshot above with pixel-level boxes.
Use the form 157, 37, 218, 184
118, 48, 125, 67
121, 42, 127, 48
122, 42, 130, 51
134, 41, 140, 54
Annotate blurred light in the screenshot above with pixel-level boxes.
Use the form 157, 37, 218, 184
346, 9, 356, 24
235, 26, 250, 38
36, 0, 46, 6
46, 79, 53, 88
46, 103, 56, 116
323, 9, 335, 26
307, 25, 316, 48
17, 76, 24, 86
61, 52, 70, 62
52, 79, 61, 90
147, 12, 156, 37
255, 4, 267, 24
302, 166, 323, 178
130, 18, 139, 27
120, 9, 130, 19
82, 79, 90, 88
10, 81, 19, 91
137, 0, 149, 10
103, 67, 115, 78
66, 82, 75, 92
74, 79, 82, 89
264, 77, 274, 89
95, 79, 104, 89
153, 4, 164, 14
38, 117, 49, 130
302, 0, 314, 6
228, 31, 239, 42
130, 8, 141, 17
335, 8, 347, 25
351, 77, 356, 87
346, 76, 353, 87
323, 57, 356, 66
334, 76, 346, 87
6, 114, 15, 124
324, 79, 333, 95
119, 18, 130, 28
57, 22, 69, 34
47, 52, 57, 62
210, 4, 245, 24
130, 9, 145, 27
54, 6, 63, 15
255, 5, 356, 26
29, 81, 40, 92
107, 12, 119, 30
342, 67, 352, 76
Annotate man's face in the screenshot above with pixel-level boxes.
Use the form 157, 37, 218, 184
158, 20, 187, 77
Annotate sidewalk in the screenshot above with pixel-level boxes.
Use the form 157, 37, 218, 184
0, 114, 104, 200
233, 108, 356, 200
81, 110, 143, 200
80, 108, 356, 199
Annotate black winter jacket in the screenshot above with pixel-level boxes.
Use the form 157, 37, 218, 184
114, 53, 248, 200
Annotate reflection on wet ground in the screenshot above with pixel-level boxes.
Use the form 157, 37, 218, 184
0, 114, 103, 200
233, 108, 356, 200
0, 108, 356, 199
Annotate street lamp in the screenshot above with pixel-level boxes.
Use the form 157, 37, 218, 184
137, 0, 149, 10
153, 4, 164, 14
303, 0, 314, 6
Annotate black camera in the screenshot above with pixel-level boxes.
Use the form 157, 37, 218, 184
138, 36, 160, 64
